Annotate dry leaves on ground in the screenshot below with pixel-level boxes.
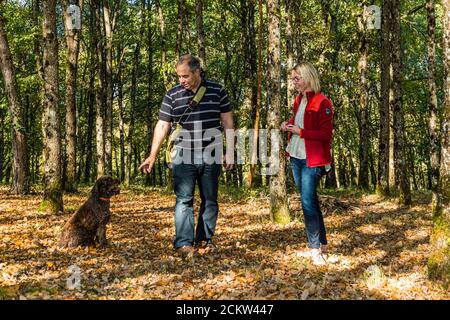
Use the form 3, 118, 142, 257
0, 187, 448, 300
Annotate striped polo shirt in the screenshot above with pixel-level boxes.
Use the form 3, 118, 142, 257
158, 79, 232, 150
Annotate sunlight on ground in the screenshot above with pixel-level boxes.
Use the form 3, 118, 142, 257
0, 188, 449, 300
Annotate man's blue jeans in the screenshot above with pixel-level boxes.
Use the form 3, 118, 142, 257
290, 158, 327, 249
172, 161, 221, 248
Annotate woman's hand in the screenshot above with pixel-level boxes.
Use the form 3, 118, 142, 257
286, 124, 301, 136
281, 121, 288, 131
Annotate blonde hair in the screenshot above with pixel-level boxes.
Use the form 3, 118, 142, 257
291, 61, 321, 93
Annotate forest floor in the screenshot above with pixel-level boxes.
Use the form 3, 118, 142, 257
0, 185, 449, 300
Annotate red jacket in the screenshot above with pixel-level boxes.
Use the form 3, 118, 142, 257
287, 91, 333, 167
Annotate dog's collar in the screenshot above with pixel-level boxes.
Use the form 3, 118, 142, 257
99, 197, 111, 201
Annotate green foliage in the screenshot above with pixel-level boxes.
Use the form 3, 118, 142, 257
0, 0, 445, 193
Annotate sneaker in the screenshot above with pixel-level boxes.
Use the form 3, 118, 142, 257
311, 249, 327, 266
320, 244, 329, 255
176, 245, 194, 259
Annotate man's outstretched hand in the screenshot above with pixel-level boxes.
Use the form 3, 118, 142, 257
139, 156, 155, 174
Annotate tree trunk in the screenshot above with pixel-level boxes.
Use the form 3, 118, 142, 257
266, 0, 290, 224
358, 3, 369, 189
84, 72, 95, 182
292, 0, 303, 60
41, 0, 63, 213
117, 46, 125, 182
156, 0, 169, 90
62, 0, 83, 192
428, 0, 450, 285
195, 0, 206, 66
83, 13, 96, 183
125, 14, 143, 186
285, 0, 295, 111
377, 0, 391, 195
176, 0, 184, 58
92, 1, 106, 178
391, 0, 411, 205
427, 0, 441, 211
248, 0, 263, 188
103, 0, 114, 175
145, 0, 154, 186
0, 108, 4, 183
0, 9, 29, 194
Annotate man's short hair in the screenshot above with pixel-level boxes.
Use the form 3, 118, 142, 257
177, 54, 202, 73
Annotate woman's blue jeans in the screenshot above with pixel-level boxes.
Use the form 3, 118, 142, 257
172, 160, 221, 249
290, 158, 327, 249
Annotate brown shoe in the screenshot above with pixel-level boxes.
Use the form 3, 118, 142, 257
176, 245, 194, 259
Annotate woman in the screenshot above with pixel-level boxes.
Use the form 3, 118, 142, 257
281, 61, 333, 266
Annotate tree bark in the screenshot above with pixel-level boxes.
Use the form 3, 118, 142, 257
41, 0, 63, 213
358, 3, 369, 189
285, 0, 295, 110
292, 0, 303, 60
103, 0, 114, 175
266, 0, 290, 224
428, 0, 450, 285
84, 71, 95, 182
427, 0, 441, 211
125, 7, 144, 186
62, 0, 83, 192
0, 9, 29, 194
248, 0, 263, 188
145, 0, 154, 186
156, 0, 169, 90
377, 0, 391, 195
117, 45, 125, 182
92, 1, 106, 178
176, 0, 184, 58
391, 0, 411, 205
0, 108, 4, 183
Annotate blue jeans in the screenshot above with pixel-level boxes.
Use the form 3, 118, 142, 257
172, 160, 222, 248
290, 158, 327, 249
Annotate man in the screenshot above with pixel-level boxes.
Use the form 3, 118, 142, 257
139, 54, 234, 258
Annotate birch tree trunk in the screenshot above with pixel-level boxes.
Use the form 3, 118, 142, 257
267, 0, 290, 224
358, 3, 369, 189
92, 1, 106, 178
103, 0, 114, 175
62, 0, 83, 192
377, 0, 391, 195
427, 0, 441, 211
41, 0, 63, 213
